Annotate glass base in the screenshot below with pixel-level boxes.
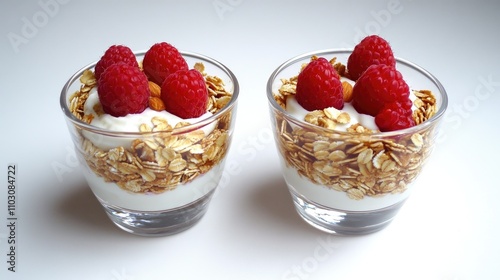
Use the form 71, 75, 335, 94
289, 189, 406, 235
99, 189, 215, 237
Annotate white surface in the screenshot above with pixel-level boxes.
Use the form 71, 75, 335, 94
1, 0, 499, 279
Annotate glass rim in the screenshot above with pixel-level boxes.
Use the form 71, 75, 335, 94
266, 48, 449, 137
60, 50, 239, 136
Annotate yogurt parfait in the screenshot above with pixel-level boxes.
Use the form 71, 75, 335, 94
267, 35, 447, 234
61, 42, 239, 236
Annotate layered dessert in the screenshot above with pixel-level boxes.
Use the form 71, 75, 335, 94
272, 35, 439, 211
69, 42, 234, 211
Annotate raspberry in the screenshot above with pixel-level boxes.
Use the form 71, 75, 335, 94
347, 35, 396, 80
94, 45, 138, 81
375, 101, 415, 132
143, 42, 188, 85
295, 57, 344, 111
97, 63, 150, 117
351, 64, 410, 116
161, 69, 208, 119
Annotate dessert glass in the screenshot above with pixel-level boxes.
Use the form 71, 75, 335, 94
267, 49, 448, 235
60, 51, 239, 236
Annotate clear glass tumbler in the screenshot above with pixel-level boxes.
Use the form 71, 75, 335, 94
267, 49, 448, 235
60, 51, 239, 236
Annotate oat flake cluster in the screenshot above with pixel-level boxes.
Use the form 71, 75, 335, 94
273, 57, 438, 200
69, 63, 233, 194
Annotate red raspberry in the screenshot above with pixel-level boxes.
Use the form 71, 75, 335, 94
94, 45, 138, 81
97, 63, 150, 117
351, 64, 410, 116
375, 101, 415, 132
161, 69, 208, 119
347, 35, 396, 80
295, 57, 344, 111
143, 42, 188, 85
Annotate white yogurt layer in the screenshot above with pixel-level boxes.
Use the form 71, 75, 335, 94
286, 95, 378, 132
282, 163, 411, 211
82, 88, 216, 150
83, 161, 224, 211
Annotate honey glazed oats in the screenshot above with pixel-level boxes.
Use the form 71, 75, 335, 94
70, 64, 233, 194
274, 57, 438, 200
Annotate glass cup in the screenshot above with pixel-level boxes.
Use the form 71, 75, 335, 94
60, 51, 239, 236
267, 49, 448, 235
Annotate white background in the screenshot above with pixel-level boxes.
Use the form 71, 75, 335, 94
1, 0, 500, 279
